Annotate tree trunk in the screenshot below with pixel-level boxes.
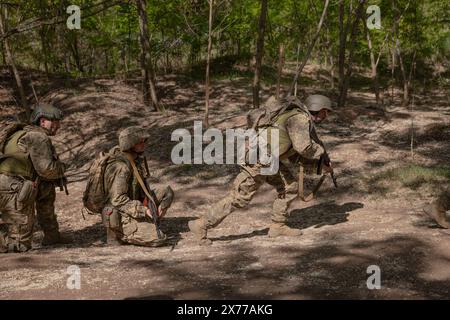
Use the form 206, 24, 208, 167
252, 0, 268, 108
204, 0, 214, 128
136, 0, 159, 111
337, 0, 346, 99
338, 0, 366, 108
392, 0, 408, 106
275, 43, 285, 99
294, 43, 300, 97
0, 6, 30, 119
364, 21, 380, 106
289, 0, 330, 96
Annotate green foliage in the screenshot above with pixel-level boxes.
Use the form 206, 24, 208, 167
0, 0, 447, 84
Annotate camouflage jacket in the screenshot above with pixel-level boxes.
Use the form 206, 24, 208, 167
103, 146, 148, 219
285, 112, 325, 160
0, 125, 66, 181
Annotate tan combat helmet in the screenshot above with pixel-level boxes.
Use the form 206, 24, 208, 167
304, 95, 333, 112
118, 126, 150, 152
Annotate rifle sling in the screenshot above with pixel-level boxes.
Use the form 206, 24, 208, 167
124, 153, 158, 210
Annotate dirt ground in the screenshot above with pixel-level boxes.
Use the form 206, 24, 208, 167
0, 65, 449, 299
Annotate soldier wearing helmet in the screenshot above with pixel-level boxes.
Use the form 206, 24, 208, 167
100, 126, 174, 247
0, 103, 66, 253
189, 94, 334, 243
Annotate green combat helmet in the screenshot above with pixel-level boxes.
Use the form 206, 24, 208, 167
119, 126, 150, 152
304, 95, 333, 112
30, 103, 64, 125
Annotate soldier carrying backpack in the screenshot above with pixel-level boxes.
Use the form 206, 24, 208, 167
189, 94, 335, 244
0, 104, 66, 253
82, 126, 174, 247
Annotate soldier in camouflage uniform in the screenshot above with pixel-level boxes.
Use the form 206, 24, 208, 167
189, 95, 334, 243
102, 126, 174, 247
423, 188, 450, 229
0, 104, 66, 253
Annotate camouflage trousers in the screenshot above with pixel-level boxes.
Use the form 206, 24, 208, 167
205, 163, 298, 228
35, 180, 61, 241
106, 185, 174, 247
0, 174, 38, 252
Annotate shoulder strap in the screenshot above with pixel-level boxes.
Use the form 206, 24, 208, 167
123, 152, 158, 210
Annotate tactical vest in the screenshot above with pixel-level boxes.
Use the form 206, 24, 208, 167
0, 130, 36, 180
264, 107, 312, 160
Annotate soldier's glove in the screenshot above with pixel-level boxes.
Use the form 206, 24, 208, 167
318, 153, 333, 175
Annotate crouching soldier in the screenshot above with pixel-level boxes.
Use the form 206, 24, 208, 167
0, 104, 66, 253
87, 126, 174, 247
423, 188, 450, 229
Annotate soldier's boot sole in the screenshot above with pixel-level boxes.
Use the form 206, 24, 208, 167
423, 203, 450, 229
188, 218, 212, 245
268, 223, 303, 237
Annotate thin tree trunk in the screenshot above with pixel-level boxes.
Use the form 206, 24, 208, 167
204, 0, 214, 128
364, 20, 380, 106
252, 0, 268, 108
136, 0, 159, 111
275, 43, 285, 99
289, 0, 330, 96
294, 43, 300, 97
338, 0, 366, 108
392, 0, 408, 106
338, 0, 347, 99
326, 26, 335, 90
329, 54, 335, 90
390, 46, 395, 103
0, 6, 30, 119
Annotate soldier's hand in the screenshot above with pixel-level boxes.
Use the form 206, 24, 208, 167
322, 163, 333, 174
145, 208, 154, 219
158, 206, 167, 218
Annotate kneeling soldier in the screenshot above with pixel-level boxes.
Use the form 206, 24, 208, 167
101, 126, 174, 247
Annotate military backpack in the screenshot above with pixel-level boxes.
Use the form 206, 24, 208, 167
82, 150, 133, 215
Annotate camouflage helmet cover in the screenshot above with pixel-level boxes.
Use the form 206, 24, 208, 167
119, 126, 150, 152
30, 103, 64, 125
304, 95, 333, 112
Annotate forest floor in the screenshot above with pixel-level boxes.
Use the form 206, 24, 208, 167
0, 64, 449, 299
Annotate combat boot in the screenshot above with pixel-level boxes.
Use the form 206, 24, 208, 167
268, 222, 303, 237
423, 202, 450, 229
42, 231, 73, 246
188, 218, 212, 245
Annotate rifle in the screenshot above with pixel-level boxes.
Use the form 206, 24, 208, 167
59, 176, 69, 195
124, 152, 164, 240
143, 181, 163, 240
321, 152, 338, 188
